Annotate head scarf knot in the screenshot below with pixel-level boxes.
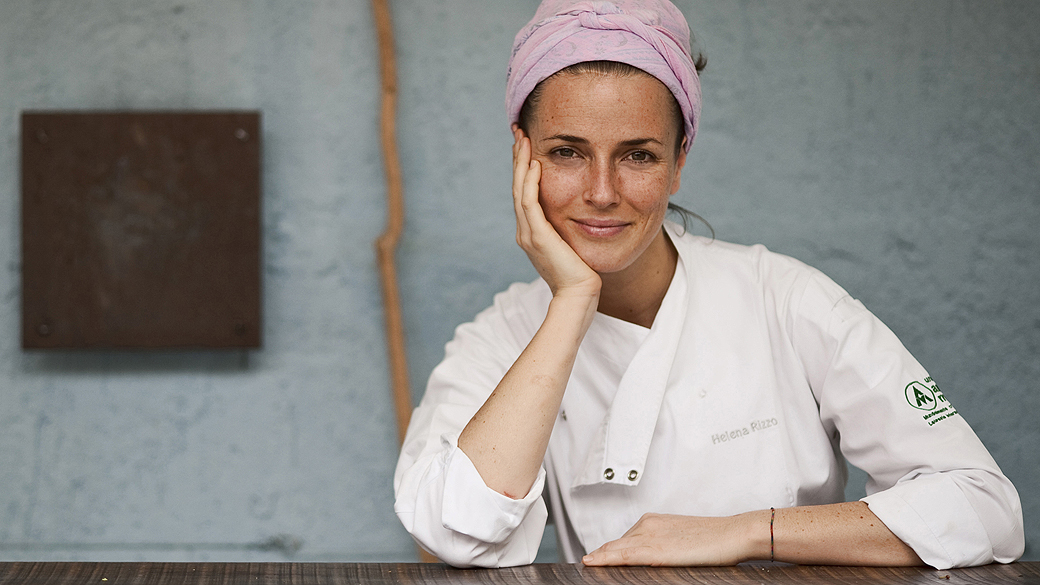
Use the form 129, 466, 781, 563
506, 0, 701, 151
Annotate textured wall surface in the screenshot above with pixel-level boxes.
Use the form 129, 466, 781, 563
1, 0, 1037, 563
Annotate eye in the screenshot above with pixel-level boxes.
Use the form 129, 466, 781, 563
553, 147, 578, 159
628, 150, 655, 163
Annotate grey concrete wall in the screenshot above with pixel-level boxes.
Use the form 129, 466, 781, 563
1, 0, 1037, 563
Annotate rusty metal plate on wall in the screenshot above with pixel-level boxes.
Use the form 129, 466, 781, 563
21, 111, 262, 349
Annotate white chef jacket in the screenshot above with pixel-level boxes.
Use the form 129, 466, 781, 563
394, 221, 1024, 569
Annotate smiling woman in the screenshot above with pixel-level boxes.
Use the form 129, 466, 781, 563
520, 69, 684, 325
393, 0, 1024, 571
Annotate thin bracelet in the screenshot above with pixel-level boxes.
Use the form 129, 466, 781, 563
770, 507, 776, 562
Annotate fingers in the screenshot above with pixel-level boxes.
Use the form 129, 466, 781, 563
512, 128, 533, 246
512, 126, 524, 163
512, 127, 551, 251
521, 159, 543, 233
582, 514, 671, 566
512, 128, 551, 242
582, 541, 651, 566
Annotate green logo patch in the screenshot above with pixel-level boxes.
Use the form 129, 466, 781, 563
905, 377, 958, 426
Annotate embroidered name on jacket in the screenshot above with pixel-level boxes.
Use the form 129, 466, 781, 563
711, 417, 780, 445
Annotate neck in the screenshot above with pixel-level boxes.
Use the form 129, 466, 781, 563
597, 229, 678, 329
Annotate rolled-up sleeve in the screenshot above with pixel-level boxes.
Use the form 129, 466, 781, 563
393, 282, 550, 567
863, 468, 1023, 568
395, 432, 547, 567
793, 272, 1024, 569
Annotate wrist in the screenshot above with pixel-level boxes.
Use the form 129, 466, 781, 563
736, 508, 774, 563
550, 272, 602, 302
548, 285, 600, 324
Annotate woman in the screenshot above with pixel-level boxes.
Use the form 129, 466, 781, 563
394, 0, 1024, 569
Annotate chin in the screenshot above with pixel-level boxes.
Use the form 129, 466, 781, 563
576, 250, 638, 275
571, 232, 656, 275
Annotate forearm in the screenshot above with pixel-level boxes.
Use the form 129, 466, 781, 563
766, 502, 923, 566
583, 502, 923, 567
458, 291, 598, 499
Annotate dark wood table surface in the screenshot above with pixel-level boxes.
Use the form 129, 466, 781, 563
1, 562, 1038, 585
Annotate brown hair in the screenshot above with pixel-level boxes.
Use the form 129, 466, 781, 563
518, 60, 694, 156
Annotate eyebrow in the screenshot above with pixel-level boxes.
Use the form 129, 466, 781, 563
542, 134, 665, 148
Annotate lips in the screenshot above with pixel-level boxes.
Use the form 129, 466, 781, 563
573, 218, 628, 238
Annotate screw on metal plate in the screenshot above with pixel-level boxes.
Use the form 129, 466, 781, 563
234, 323, 247, 336
37, 129, 49, 144
235, 128, 249, 142
37, 323, 52, 336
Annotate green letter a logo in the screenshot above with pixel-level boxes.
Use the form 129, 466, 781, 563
905, 381, 938, 411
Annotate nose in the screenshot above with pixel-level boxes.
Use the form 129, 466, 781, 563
585, 159, 620, 208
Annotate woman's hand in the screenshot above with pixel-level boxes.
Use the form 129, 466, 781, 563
581, 512, 765, 567
512, 127, 601, 300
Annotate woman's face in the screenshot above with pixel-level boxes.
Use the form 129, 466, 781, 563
526, 71, 686, 275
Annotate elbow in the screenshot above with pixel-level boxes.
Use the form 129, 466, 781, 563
403, 526, 537, 569
395, 496, 543, 569
423, 539, 519, 569
985, 502, 1025, 565
967, 472, 1026, 566
938, 472, 1025, 568
395, 443, 547, 568
864, 469, 1025, 569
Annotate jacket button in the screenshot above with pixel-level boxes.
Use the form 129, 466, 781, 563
603, 468, 615, 480
628, 470, 639, 481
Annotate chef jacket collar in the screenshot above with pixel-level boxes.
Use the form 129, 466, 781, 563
572, 222, 690, 488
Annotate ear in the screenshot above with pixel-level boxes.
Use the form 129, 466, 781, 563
670, 139, 688, 195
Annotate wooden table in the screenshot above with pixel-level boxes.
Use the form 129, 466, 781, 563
1, 562, 1038, 585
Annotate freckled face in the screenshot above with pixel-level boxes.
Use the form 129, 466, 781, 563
526, 71, 686, 275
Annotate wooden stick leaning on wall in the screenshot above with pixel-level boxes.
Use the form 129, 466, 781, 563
372, 0, 411, 447
371, 0, 440, 564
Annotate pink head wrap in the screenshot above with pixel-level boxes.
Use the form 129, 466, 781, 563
506, 0, 702, 151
